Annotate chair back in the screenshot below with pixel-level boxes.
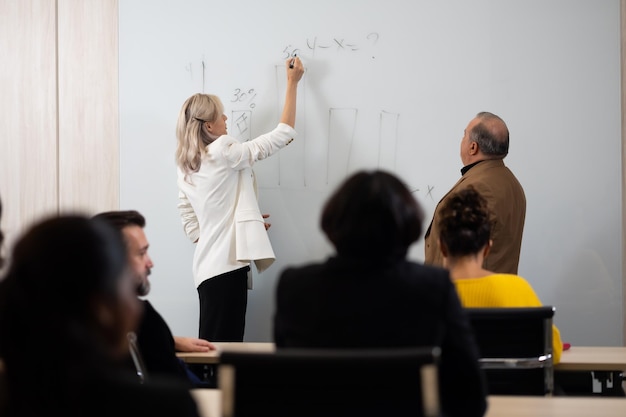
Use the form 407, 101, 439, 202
465, 306, 555, 396
219, 346, 441, 417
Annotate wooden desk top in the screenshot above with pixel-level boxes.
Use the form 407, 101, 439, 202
178, 343, 626, 372
556, 346, 626, 371
486, 395, 626, 417
191, 390, 626, 417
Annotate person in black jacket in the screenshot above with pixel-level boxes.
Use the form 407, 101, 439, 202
273, 170, 488, 417
0, 215, 200, 417
94, 210, 215, 386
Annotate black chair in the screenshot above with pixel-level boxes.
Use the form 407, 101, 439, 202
465, 306, 555, 396
218, 347, 441, 417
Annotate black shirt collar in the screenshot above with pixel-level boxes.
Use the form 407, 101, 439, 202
461, 160, 483, 175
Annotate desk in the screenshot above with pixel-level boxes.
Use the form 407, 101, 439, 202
190, 389, 626, 417
179, 344, 626, 371
556, 346, 626, 372
177, 342, 275, 365
486, 395, 626, 416
555, 346, 626, 396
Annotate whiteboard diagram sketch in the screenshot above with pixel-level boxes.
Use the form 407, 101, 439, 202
230, 76, 405, 189
327, 108, 358, 186
230, 65, 404, 189
378, 110, 400, 172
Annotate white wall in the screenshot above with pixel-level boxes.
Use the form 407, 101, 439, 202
119, 0, 623, 345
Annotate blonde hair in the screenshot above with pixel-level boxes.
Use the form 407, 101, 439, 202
175, 93, 224, 180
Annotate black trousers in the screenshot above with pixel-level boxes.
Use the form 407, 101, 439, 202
197, 266, 249, 342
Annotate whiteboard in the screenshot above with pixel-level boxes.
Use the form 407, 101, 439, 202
119, 0, 622, 345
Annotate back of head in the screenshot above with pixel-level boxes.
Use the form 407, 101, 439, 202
321, 170, 423, 260
0, 215, 133, 413
438, 186, 492, 257
0, 215, 127, 317
472, 112, 509, 157
175, 93, 224, 176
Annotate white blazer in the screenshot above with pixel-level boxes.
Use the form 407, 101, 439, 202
177, 123, 296, 288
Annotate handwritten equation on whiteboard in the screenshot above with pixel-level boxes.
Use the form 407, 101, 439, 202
282, 32, 380, 59
184, 32, 381, 91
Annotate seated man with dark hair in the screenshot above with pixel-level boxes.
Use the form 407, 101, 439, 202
94, 210, 215, 387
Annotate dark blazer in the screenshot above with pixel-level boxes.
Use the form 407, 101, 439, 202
77, 373, 201, 417
8, 373, 201, 417
424, 159, 526, 274
273, 256, 488, 417
134, 300, 190, 383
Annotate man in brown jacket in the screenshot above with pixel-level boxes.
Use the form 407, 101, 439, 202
424, 112, 526, 274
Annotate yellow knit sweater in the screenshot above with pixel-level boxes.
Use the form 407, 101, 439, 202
454, 274, 563, 364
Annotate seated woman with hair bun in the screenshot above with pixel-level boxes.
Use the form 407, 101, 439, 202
437, 186, 563, 364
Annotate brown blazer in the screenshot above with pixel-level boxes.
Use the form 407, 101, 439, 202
424, 159, 526, 274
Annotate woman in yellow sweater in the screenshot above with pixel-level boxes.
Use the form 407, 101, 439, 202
437, 186, 563, 364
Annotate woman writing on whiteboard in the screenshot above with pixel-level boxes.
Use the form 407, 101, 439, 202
175, 57, 304, 342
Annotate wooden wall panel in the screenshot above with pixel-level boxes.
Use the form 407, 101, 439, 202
57, 0, 119, 214
0, 0, 58, 251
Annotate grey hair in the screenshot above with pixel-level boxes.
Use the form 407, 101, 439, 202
470, 111, 509, 157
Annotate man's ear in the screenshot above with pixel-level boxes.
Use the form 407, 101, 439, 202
469, 141, 479, 155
